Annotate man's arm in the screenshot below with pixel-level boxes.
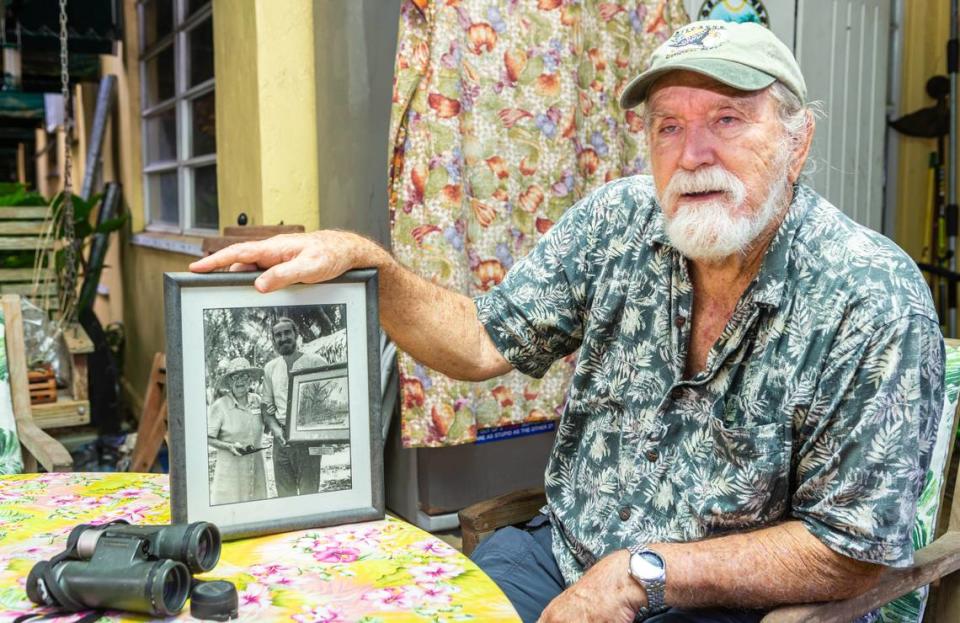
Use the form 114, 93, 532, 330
190, 231, 511, 382
539, 521, 883, 622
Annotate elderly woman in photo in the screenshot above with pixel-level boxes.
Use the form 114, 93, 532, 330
207, 357, 267, 505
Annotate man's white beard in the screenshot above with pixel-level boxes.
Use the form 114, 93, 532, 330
659, 163, 790, 263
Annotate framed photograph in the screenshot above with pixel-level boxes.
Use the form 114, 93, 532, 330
285, 365, 351, 443
164, 269, 383, 540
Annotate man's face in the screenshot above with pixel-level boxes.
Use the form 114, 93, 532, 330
272, 323, 297, 355
645, 72, 803, 261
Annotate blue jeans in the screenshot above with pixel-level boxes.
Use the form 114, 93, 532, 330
470, 514, 766, 623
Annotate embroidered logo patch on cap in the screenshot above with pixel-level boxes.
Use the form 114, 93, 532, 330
665, 23, 727, 57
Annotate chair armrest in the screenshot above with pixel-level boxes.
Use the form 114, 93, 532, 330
62, 323, 94, 355
17, 418, 72, 472
459, 487, 546, 556
762, 531, 960, 623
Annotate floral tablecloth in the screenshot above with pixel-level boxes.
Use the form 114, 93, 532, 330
0, 473, 519, 622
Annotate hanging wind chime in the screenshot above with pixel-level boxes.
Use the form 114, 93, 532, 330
33, 0, 80, 328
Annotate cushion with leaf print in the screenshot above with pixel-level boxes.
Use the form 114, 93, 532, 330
0, 309, 22, 475
877, 340, 960, 622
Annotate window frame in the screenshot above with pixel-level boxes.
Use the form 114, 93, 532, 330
138, 0, 217, 235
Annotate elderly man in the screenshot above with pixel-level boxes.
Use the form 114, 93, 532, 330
261, 317, 328, 497
192, 20, 943, 623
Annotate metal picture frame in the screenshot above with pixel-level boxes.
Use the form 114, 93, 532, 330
164, 269, 383, 540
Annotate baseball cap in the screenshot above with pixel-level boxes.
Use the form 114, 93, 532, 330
619, 20, 807, 109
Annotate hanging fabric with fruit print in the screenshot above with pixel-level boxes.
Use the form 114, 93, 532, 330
389, 0, 689, 448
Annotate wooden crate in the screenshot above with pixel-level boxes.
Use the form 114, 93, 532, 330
31, 323, 94, 429
28, 365, 57, 404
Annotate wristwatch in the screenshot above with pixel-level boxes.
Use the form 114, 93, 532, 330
627, 545, 668, 619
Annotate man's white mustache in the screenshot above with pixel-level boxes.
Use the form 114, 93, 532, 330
662, 166, 747, 209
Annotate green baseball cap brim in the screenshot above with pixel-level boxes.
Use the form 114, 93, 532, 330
620, 58, 778, 110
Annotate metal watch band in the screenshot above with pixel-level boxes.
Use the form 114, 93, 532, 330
628, 545, 667, 618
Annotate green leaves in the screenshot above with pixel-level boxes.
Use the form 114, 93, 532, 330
519, 56, 544, 85
0, 182, 47, 207
51, 191, 128, 238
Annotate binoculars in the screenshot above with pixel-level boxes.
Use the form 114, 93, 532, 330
26, 521, 221, 617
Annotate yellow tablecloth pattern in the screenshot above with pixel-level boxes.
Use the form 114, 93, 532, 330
0, 473, 520, 622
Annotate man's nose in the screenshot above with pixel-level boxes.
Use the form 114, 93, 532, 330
677, 124, 717, 171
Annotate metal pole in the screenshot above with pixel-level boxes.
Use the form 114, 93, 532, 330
80, 75, 116, 201
948, 0, 958, 335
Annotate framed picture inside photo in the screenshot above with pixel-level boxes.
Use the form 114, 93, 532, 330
285, 365, 351, 443
164, 269, 383, 540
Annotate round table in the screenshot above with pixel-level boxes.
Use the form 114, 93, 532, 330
0, 473, 520, 622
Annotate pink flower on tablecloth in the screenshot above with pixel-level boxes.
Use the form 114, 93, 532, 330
313, 547, 362, 563
113, 504, 153, 523
249, 563, 298, 587
332, 529, 381, 548
292, 604, 348, 623
111, 488, 144, 499
0, 488, 25, 501
361, 586, 424, 611
409, 562, 462, 582
299, 534, 334, 551
411, 538, 457, 557
239, 582, 271, 609
47, 494, 81, 505
419, 581, 460, 604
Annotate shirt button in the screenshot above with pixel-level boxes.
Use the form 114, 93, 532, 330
674, 315, 686, 328
618, 507, 632, 521
646, 449, 659, 462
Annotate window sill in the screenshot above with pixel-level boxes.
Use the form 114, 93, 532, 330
130, 231, 206, 257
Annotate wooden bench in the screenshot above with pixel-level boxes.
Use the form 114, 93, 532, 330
0, 205, 93, 428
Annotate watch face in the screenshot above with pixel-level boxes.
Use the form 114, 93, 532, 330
630, 551, 665, 582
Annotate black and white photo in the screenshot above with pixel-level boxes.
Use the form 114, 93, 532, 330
165, 270, 383, 540
202, 305, 352, 505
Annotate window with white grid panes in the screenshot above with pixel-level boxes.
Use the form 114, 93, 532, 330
139, 0, 217, 233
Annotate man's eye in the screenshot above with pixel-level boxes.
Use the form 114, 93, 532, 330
659, 124, 679, 135
718, 116, 739, 126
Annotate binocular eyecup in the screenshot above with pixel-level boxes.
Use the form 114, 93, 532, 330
26, 521, 221, 617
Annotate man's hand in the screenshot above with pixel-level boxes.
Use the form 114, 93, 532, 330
538, 550, 645, 623
226, 442, 244, 457
189, 230, 388, 293
268, 424, 288, 447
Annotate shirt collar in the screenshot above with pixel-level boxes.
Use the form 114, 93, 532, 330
228, 392, 254, 409
645, 183, 812, 310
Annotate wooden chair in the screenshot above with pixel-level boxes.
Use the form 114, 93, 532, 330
459, 339, 960, 622
2, 294, 72, 472
128, 352, 167, 472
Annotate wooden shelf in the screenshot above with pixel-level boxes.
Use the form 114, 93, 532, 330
32, 396, 90, 429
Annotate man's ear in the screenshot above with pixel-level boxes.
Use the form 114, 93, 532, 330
787, 110, 815, 184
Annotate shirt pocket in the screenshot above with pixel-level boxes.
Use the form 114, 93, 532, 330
684, 415, 789, 536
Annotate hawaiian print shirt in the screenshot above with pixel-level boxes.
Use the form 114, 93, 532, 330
390, 0, 689, 447
476, 176, 945, 584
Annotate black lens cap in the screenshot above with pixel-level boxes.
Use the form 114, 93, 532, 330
190, 580, 239, 621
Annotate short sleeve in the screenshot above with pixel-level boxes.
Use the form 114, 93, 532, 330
475, 189, 611, 378
261, 362, 275, 406
791, 314, 944, 567
207, 398, 224, 438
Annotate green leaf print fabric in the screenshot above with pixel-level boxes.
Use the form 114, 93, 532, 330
0, 309, 22, 475
878, 343, 960, 622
